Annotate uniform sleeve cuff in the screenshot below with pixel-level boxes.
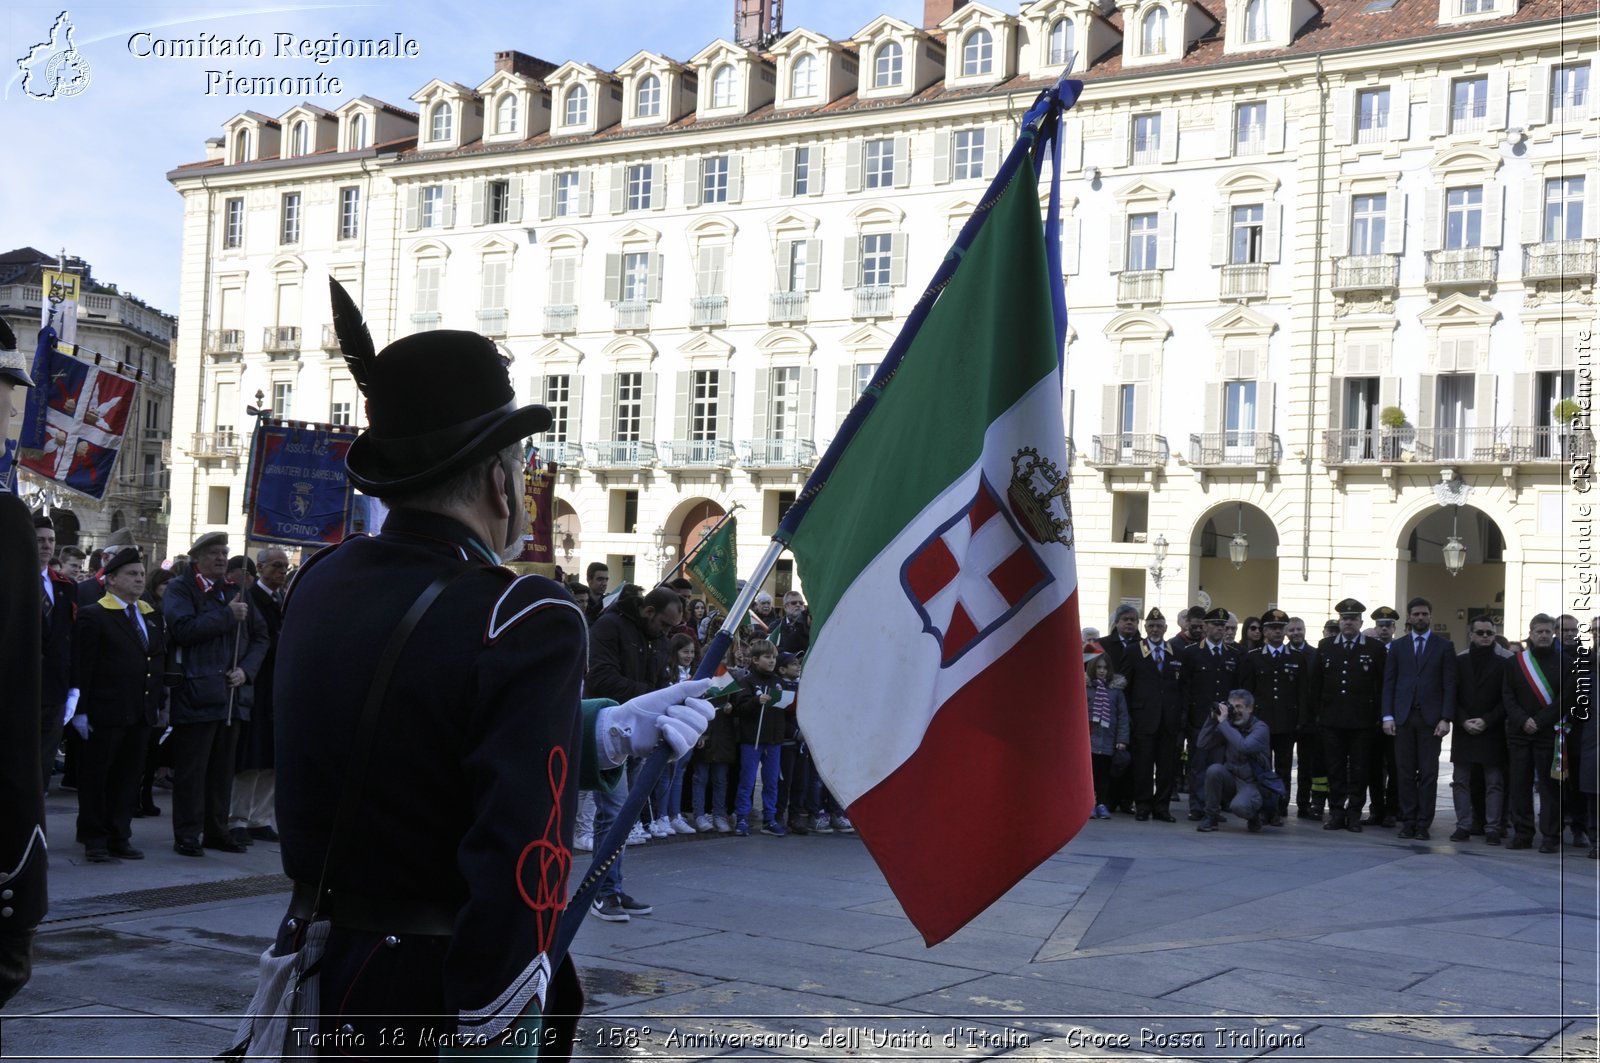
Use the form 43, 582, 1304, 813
580, 698, 625, 792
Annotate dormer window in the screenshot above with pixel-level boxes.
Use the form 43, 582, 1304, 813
289, 120, 308, 157
564, 85, 589, 127
348, 113, 368, 151
1141, 8, 1169, 55
874, 42, 904, 87
1243, 0, 1269, 42
495, 93, 518, 135
711, 64, 737, 108
1460, 0, 1493, 11
1048, 18, 1075, 68
234, 128, 252, 164
791, 53, 818, 98
430, 101, 453, 142
961, 29, 994, 76
636, 74, 661, 118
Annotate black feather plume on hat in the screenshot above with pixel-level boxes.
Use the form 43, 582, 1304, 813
329, 277, 376, 393
0, 317, 15, 350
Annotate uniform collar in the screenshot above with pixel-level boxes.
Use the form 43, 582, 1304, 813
379, 507, 501, 566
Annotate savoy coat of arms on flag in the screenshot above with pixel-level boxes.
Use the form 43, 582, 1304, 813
18, 344, 137, 501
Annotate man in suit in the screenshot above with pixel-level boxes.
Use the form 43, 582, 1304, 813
1309, 599, 1387, 832
1238, 609, 1308, 825
35, 514, 78, 796
68, 549, 167, 863
1381, 597, 1457, 840
229, 546, 289, 847
1102, 604, 1143, 678
1126, 607, 1183, 821
1449, 614, 1511, 844
1178, 607, 1246, 819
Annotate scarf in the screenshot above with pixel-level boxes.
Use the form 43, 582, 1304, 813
1088, 680, 1112, 729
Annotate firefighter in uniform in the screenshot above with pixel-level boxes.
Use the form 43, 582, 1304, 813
1237, 608, 1308, 825
1177, 607, 1246, 820
1309, 599, 1389, 832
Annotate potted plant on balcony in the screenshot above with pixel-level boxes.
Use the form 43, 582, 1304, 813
1553, 397, 1585, 460
1379, 405, 1408, 461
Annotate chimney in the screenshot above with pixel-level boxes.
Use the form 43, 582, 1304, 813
924, 0, 967, 27
494, 50, 558, 80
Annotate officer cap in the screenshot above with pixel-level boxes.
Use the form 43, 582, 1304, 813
1370, 605, 1400, 623
1145, 607, 1165, 622
191, 531, 229, 556
1334, 597, 1365, 617
1202, 607, 1230, 623
1260, 608, 1290, 625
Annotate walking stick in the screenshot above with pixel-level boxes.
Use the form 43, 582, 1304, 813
223, 593, 245, 726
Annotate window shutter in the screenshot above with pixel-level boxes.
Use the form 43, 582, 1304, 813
609, 164, 626, 214
1486, 70, 1508, 132
647, 253, 664, 302
1329, 194, 1349, 256
1214, 101, 1234, 158
578, 171, 593, 216
889, 232, 908, 286
604, 253, 622, 301
1156, 210, 1176, 270
837, 365, 855, 429
799, 368, 816, 436
1258, 382, 1276, 437
728, 156, 743, 203
1062, 118, 1083, 171
538, 174, 554, 221
845, 140, 863, 193
1112, 114, 1131, 166
1437, 337, 1459, 373
405, 188, 420, 230
808, 144, 825, 196
1481, 183, 1503, 248
1511, 372, 1532, 429
1474, 373, 1497, 430
1585, 170, 1600, 240
894, 136, 912, 188
1063, 217, 1081, 276
471, 180, 487, 226
684, 159, 702, 207
716, 371, 733, 443
776, 240, 793, 291
650, 163, 666, 210
1416, 374, 1436, 437
780, 147, 796, 196
1522, 177, 1544, 243
982, 127, 999, 179
1332, 89, 1354, 147
753, 368, 771, 440
1390, 82, 1411, 141
1158, 108, 1179, 164
1264, 203, 1282, 262
1379, 375, 1400, 418
1266, 97, 1286, 153
1238, 347, 1260, 378
528, 374, 545, 420
1131, 383, 1150, 434
1427, 78, 1449, 137
1109, 212, 1127, 273
639, 372, 657, 441
599, 373, 616, 442
842, 236, 860, 289
569, 376, 585, 441
507, 178, 523, 224
1204, 383, 1222, 435
1422, 189, 1443, 253
1383, 193, 1407, 254
1327, 377, 1345, 429
1101, 385, 1119, 439
804, 239, 822, 290
442, 185, 456, 227
934, 131, 952, 184
1532, 334, 1561, 370
1210, 207, 1229, 266
673, 371, 691, 440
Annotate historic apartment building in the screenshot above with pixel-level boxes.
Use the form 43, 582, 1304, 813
2, 247, 178, 562
166, 0, 1595, 636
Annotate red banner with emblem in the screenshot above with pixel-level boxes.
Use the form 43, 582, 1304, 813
518, 458, 557, 563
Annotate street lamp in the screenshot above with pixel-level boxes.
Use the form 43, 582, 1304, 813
1442, 508, 1467, 576
1228, 504, 1249, 570
649, 526, 675, 576
1433, 469, 1471, 577
1148, 533, 1170, 588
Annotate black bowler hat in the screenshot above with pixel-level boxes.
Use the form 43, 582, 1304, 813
330, 280, 551, 498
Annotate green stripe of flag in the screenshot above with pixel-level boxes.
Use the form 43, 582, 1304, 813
788, 158, 1059, 631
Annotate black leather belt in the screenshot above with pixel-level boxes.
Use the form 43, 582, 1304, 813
287, 881, 458, 938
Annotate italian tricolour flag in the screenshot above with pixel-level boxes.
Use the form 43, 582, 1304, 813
785, 143, 1091, 946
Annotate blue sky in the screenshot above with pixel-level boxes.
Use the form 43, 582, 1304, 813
0, 1, 926, 315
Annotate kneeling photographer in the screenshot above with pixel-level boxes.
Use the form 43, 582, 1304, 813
1195, 690, 1273, 833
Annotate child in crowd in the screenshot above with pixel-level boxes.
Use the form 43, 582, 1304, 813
648, 634, 699, 837
690, 639, 740, 832
772, 653, 811, 833
1084, 642, 1129, 820
730, 639, 788, 836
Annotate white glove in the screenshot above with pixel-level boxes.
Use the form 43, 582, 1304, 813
63, 688, 80, 723
70, 714, 91, 740
596, 679, 715, 765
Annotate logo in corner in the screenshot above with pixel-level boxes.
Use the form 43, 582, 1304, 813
1007, 446, 1074, 547
17, 11, 91, 101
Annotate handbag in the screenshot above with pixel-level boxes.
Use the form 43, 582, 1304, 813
221, 570, 463, 1062
1254, 765, 1288, 799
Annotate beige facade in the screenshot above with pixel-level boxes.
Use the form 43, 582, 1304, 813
166, 0, 1594, 637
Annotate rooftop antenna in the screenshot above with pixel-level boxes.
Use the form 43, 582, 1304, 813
734, 0, 783, 48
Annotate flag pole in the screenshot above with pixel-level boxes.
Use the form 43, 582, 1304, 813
650, 501, 743, 590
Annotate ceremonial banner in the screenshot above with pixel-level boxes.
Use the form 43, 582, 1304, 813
41, 270, 80, 352
244, 421, 358, 547
686, 516, 738, 619
18, 332, 138, 501
0, 439, 17, 494
517, 458, 557, 563
780, 98, 1089, 945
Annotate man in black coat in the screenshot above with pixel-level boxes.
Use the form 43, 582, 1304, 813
35, 515, 78, 796
1238, 609, 1308, 825
1449, 615, 1511, 844
1177, 607, 1246, 819
1309, 599, 1388, 832
1502, 614, 1570, 852
1361, 605, 1403, 827
229, 547, 287, 847
1102, 604, 1143, 678
69, 549, 166, 863
1285, 616, 1327, 818
1125, 607, 1183, 821
773, 591, 811, 656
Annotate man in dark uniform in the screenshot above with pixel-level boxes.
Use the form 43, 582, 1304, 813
1286, 616, 1328, 818
1309, 599, 1388, 832
0, 331, 47, 1004
1238, 608, 1307, 825
1177, 607, 1246, 820
36, 515, 78, 796
256, 297, 713, 1058
229, 546, 288, 847
1125, 607, 1183, 821
1361, 604, 1402, 826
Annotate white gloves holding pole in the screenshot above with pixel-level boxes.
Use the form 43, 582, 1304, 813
595, 679, 715, 766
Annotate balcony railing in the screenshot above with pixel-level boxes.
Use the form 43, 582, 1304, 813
852, 286, 894, 319
204, 329, 244, 355
191, 431, 241, 459
1234, 131, 1267, 156
1331, 254, 1400, 292
690, 295, 728, 328
1355, 121, 1389, 145
613, 300, 651, 331
1089, 433, 1170, 467
1131, 145, 1161, 165
740, 438, 818, 468
409, 311, 441, 331
263, 326, 300, 354
768, 290, 809, 324
1426, 247, 1498, 287
1220, 263, 1269, 299
1450, 107, 1488, 133
532, 441, 587, 468
1324, 425, 1595, 465
584, 439, 658, 468
1552, 90, 1589, 120
543, 305, 578, 335
1523, 240, 1597, 282
1189, 432, 1282, 466
661, 439, 736, 469
1116, 270, 1163, 304
477, 307, 508, 337
320, 324, 342, 351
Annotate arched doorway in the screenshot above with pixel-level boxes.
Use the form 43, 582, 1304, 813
553, 498, 580, 569
1191, 501, 1280, 617
675, 499, 726, 566
1399, 504, 1506, 641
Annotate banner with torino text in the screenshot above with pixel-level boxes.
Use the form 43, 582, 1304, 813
244, 421, 358, 547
